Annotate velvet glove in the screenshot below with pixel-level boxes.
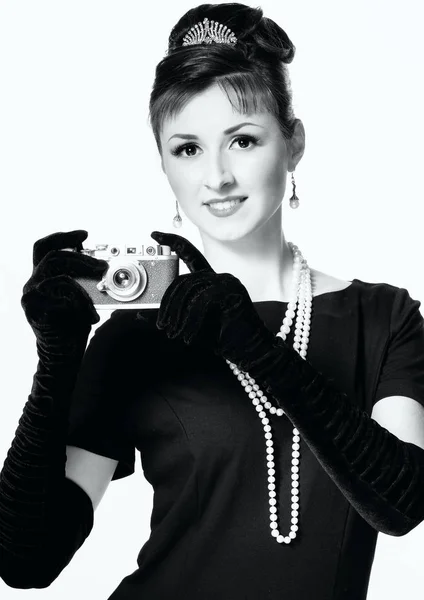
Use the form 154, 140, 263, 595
0, 230, 108, 588
150, 230, 424, 537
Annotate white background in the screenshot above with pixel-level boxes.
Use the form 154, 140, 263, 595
0, 0, 423, 598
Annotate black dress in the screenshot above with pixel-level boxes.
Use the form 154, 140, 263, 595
66, 277, 424, 599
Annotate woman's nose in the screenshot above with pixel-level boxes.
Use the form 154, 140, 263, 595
203, 153, 235, 189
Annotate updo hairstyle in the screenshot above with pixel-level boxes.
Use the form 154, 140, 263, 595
148, 2, 297, 155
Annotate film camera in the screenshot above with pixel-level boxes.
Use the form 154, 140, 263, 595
74, 240, 179, 309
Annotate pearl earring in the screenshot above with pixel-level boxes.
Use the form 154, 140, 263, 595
289, 172, 300, 209
172, 199, 183, 228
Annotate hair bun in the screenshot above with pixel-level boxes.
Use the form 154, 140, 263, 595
167, 3, 295, 64
237, 15, 295, 65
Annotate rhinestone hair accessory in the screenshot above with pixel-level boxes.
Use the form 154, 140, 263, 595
182, 17, 238, 47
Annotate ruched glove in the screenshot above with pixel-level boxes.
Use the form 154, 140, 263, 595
0, 230, 108, 588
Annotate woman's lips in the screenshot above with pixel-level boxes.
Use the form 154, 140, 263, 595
205, 197, 247, 217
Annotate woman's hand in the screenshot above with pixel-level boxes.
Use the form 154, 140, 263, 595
150, 230, 277, 369
21, 230, 108, 337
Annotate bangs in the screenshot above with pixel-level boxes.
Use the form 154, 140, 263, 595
218, 72, 279, 117
150, 70, 279, 147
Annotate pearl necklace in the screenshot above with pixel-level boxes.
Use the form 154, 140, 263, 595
225, 242, 312, 544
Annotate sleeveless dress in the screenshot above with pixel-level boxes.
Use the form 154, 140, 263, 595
66, 278, 424, 599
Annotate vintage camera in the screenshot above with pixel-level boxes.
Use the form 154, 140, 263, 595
74, 240, 179, 309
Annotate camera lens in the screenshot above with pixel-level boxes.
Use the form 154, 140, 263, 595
103, 259, 147, 302
113, 269, 132, 288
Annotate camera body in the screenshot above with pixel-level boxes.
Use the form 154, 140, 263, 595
75, 241, 179, 309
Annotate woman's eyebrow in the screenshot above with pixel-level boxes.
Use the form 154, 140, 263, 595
167, 122, 265, 142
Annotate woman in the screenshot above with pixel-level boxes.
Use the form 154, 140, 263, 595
1, 3, 424, 599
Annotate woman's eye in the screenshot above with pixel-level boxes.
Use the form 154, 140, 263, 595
170, 134, 259, 158
171, 143, 198, 157
233, 135, 259, 149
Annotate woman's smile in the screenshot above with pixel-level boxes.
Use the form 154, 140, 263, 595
205, 197, 247, 217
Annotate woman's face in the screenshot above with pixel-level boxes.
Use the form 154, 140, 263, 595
160, 83, 298, 242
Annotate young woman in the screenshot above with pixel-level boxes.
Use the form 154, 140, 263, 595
1, 3, 424, 599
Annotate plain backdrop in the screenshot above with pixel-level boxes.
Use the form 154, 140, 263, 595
1, 0, 423, 598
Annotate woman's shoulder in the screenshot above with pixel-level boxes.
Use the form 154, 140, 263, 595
313, 268, 409, 300
311, 269, 352, 298
313, 269, 422, 322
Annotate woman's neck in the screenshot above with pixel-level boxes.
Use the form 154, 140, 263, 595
199, 216, 296, 303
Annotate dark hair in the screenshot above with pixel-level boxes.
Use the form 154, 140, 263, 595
148, 3, 297, 155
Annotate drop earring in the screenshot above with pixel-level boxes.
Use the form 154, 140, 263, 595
289, 172, 300, 209
172, 200, 183, 228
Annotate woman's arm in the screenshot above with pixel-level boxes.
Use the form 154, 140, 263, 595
236, 336, 424, 537
0, 230, 107, 588
371, 395, 424, 451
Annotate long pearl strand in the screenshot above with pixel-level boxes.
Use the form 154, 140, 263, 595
225, 242, 312, 544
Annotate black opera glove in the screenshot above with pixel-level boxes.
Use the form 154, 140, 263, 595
150, 231, 276, 364
0, 231, 107, 588
151, 230, 424, 537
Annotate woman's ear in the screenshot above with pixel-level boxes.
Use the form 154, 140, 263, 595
288, 119, 306, 172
